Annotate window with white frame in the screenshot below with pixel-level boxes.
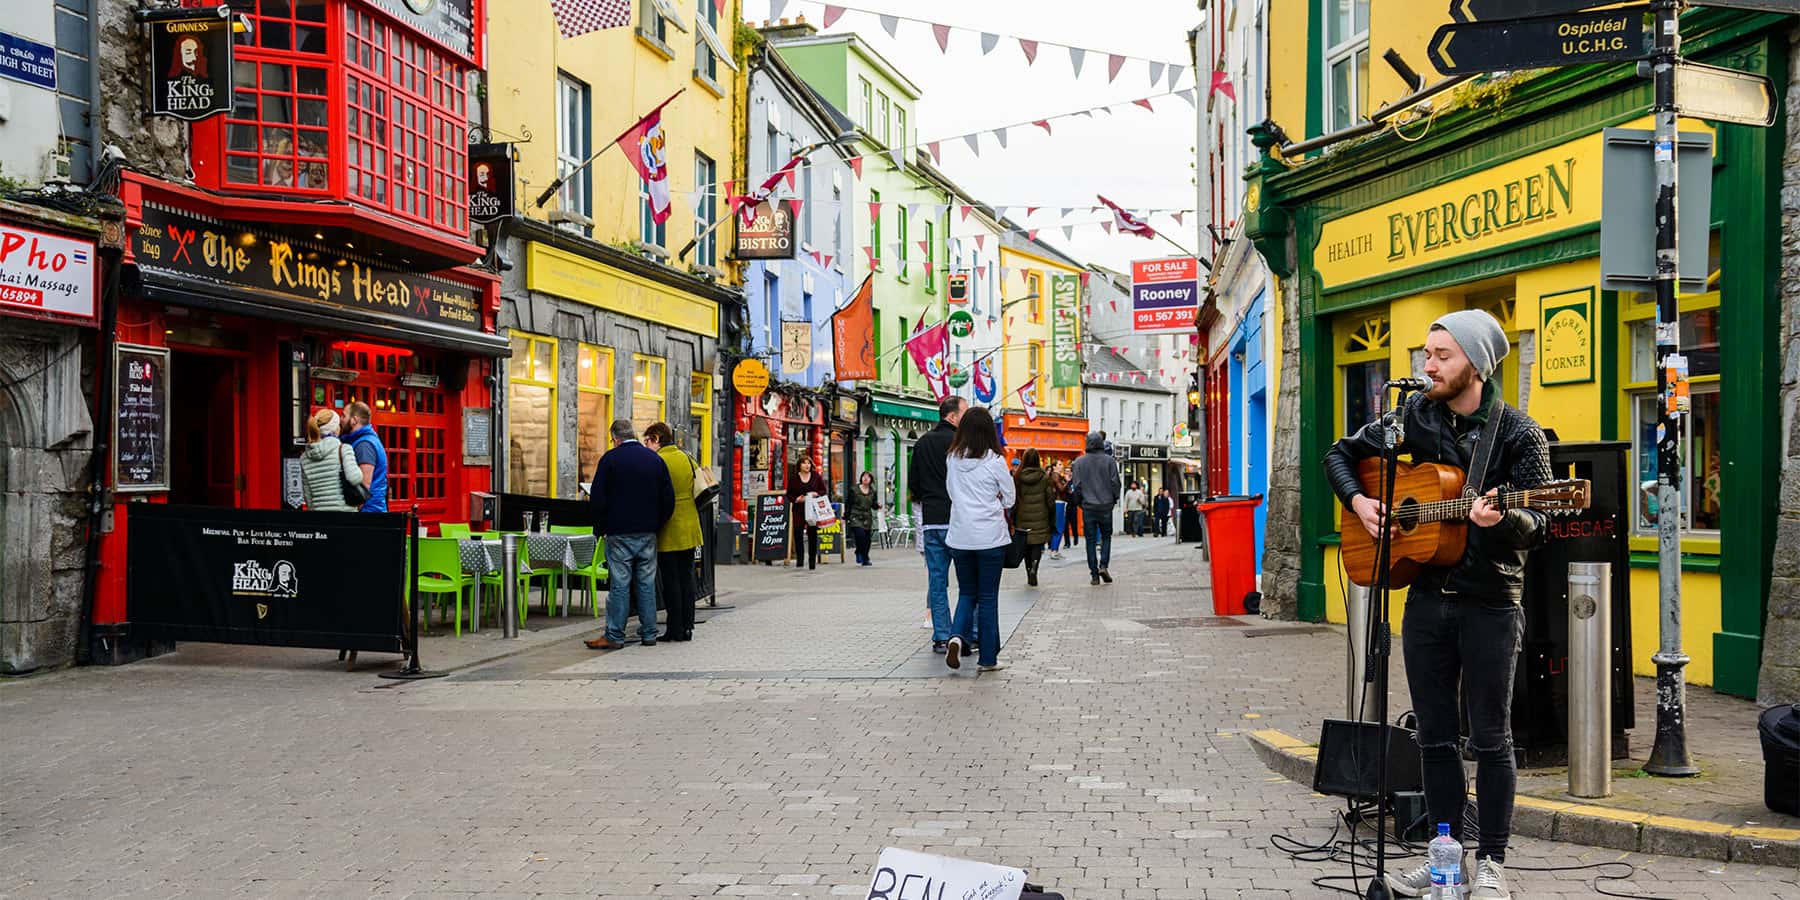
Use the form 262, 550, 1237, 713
556, 73, 591, 220
694, 0, 718, 83
1324, 0, 1369, 133
801, 160, 814, 246
858, 78, 871, 130
877, 92, 891, 145
831, 170, 843, 257
695, 151, 716, 266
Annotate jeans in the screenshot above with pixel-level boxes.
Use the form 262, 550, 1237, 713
1401, 589, 1525, 862
921, 528, 953, 641
948, 546, 1003, 666
796, 525, 819, 569
657, 549, 696, 640
1155, 513, 1170, 536
850, 526, 872, 564
1050, 501, 1066, 552
605, 532, 659, 643
1083, 507, 1113, 576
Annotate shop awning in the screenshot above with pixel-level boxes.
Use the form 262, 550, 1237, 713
870, 397, 939, 424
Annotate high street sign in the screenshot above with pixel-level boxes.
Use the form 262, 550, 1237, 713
1428, 5, 1648, 76
1448, 0, 1618, 23
1673, 59, 1777, 127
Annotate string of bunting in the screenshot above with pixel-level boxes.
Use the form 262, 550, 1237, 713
762, 0, 1196, 93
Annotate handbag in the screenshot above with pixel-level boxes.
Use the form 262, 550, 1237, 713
688, 453, 720, 509
339, 443, 369, 506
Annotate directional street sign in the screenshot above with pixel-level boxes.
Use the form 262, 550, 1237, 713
1674, 59, 1777, 127
1448, 0, 1616, 23
1428, 5, 1649, 76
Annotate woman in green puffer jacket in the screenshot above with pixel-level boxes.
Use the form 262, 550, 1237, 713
1012, 449, 1057, 586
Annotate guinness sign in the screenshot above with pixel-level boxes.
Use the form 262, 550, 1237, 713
469, 143, 514, 225
149, 9, 233, 121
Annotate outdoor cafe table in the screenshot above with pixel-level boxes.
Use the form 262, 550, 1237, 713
456, 533, 599, 626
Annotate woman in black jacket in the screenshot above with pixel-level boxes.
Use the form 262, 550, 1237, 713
785, 456, 829, 570
1012, 450, 1057, 586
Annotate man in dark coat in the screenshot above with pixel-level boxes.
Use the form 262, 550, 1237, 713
908, 396, 963, 652
585, 418, 675, 650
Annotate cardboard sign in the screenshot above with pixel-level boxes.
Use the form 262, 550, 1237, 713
863, 848, 1025, 900
469, 143, 515, 225
1130, 257, 1199, 334
149, 12, 234, 121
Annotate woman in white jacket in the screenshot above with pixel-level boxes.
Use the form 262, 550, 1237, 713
943, 406, 1015, 672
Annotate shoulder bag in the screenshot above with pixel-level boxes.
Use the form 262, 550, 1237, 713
688, 452, 720, 509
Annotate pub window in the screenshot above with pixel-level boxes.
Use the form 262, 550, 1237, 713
690, 372, 713, 468
1337, 312, 1389, 436
632, 355, 667, 435
576, 344, 614, 486
508, 332, 558, 498
695, 151, 717, 266
1323, 0, 1370, 133
556, 72, 593, 221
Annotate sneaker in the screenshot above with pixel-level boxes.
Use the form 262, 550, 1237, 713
932, 640, 947, 654
978, 663, 1006, 672
1099, 570, 1113, 584
1382, 852, 1472, 898
1091, 574, 1101, 585
945, 637, 963, 670
640, 639, 657, 647
1469, 858, 1509, 900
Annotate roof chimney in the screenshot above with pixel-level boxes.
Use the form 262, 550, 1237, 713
759, 13, 817, 41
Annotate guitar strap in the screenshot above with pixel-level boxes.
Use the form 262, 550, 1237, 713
1463, 402, 1507, 498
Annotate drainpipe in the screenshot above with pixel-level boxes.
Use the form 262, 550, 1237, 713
75, 224, 123, 665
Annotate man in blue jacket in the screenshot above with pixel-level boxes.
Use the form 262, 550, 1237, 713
585, 419, 675, 650
342, 400, 388, 513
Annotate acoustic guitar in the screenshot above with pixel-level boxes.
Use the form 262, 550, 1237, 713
1339, 458, 1591, 588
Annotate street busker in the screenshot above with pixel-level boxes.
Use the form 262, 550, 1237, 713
942, 406, 1014, 673
1325, 309, 1551, 900
846, 470, 880, 566
1011, 449, 1057, 587
1069, 431, 1122, 585
785, 456, 828, 571
909, 396, 965, 653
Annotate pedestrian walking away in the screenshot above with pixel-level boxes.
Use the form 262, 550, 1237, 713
298, 409, 365, 513
1153, 487, 1173, 538
942, 406, 1013, 673
585, 419, 675, 650
1326, 310, 1551, 900
909, 396, 964, 652
786, 456, 828, 570
1070, 431, 1121, 585
1011, 449, 1056, 587
846, 470, 880, 566
647, 422, 702, 643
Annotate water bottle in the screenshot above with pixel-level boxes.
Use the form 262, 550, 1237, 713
1427, 823, 1463, 898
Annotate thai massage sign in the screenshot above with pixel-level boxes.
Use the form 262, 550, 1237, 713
1539, 287, 1594, 385
133, 204, 482, 330
1315, 130, 1604, 290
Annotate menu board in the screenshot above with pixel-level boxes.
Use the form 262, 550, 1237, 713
752, 493, 789, 562
114, 343, 170, 493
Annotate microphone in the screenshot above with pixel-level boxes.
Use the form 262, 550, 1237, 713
1386, 378, 1433, 392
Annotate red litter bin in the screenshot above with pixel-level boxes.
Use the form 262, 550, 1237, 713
1198, 494, 1263, 615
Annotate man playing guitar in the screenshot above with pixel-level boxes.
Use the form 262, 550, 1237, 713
1324, 309, 1553, 900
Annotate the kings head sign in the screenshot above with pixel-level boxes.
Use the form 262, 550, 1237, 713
469, 143, 515, 225
149, 10, 233, 121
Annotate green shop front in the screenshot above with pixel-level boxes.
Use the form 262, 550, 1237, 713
864, 394, 941, 523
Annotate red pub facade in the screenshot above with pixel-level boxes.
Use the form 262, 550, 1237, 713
90, 0, 505, 662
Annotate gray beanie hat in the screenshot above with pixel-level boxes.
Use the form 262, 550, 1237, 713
1431, 309, 1509, 380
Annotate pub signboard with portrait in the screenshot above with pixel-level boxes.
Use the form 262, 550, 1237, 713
469, 143, 515, 226
147, 8, 234, 121
735, 201, 795, 260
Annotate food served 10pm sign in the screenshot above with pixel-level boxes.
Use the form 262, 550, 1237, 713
1130, 257, 1199, 334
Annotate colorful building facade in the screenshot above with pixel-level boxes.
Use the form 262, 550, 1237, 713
998, 236, 1086, 467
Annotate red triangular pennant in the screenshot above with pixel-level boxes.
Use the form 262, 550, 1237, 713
932, 23, 951, 53
928, 142, 941, 164
1133, 97, 1155, 112
1107, 54, 1125, 83
959, 205, 972, 222
849, 156, 864, 178
788, 198, 804, 220
1033, 119, 1052, 135
1018, 38, 1038, 65
822, 4, 846, 28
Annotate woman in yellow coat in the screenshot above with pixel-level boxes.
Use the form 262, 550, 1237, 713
647, 422, 702, 642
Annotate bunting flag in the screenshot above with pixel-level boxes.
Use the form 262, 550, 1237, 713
1178, 88, 1198, 107
1018, 38, 1038, 65
973, 356, 997, 404
1133, 97, 1155, 112
932, 22, 951, 52
1167, 65, 1186, 91
770, 0, 789, 18
1027, 206, 1039, 216
1148, 61, 1166, 86
549, 0, 633, 38
964, 133, 981, 156
1060, 207, 1075, 219
1063, 225, 1075, 242
1107, 54, 1125, 82
928, 141, 941, 164
1026, 229, 1038, 241
831, 275, 877, 381
787, 198, 804, 222
1172, 211, 1185, 226
1098, 195, 1157, 239
959, 205, 972, 222
1101, 221, 1113, 235
822, 3, 846, 27
849, 156, 864, 177
879, 13, 898, 36
1033, 119, 1052, 135
907, 318, 952, 401
1068, 47, 1086, 77
1017, 376, 1039, 422
980, 32, 999, 55
993, 128, 1008, 148
617, 91, 682, 226
974, 234, 986, 251
1211, 70, 1236, 102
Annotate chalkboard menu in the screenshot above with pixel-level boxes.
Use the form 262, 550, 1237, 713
114, 343, 170, 493
752, 493, 789, 562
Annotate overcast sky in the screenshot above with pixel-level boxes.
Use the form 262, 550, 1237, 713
742, 0, 1204, 273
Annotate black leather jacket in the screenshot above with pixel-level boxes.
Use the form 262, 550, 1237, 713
909, 421, 956, 526
1323, 391, 1553, 603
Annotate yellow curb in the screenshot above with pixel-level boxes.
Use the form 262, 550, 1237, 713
1251, 728, 1308, 750
1291, 747, 1319, 759
1644, 815, 1734, 835
1515, 795, 1579, 813
1732, 825, 1800, 841
1563, 804, 1651, 824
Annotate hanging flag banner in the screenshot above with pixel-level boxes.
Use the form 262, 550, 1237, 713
1017, 376, 1039, 422
1130, 257, 1200, 334
1050, 274, 1080, 388
149, 10, 234, 121
619, 93, 680, 225
973, 355, 997, 403
781, 320, 812, 374
831, 276, 877, 381
907, 319, 951, 401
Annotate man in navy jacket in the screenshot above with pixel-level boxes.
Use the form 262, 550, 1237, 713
585, 419, 675, 650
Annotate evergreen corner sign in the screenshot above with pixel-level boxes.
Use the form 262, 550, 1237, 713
1539, 287, 1594, 385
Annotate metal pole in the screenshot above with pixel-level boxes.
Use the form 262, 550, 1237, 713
1568, 562, 1613, 798
1646, 0, 1697, 777
501, 533, 521, 639
1344, 582, 1379, 722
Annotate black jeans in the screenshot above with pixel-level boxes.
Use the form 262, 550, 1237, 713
657, 549, 697, 640
1155, 513, 1169, 536
796, 526, 819, 569
1401, 588, 1525, 861
850, 526, 872, 564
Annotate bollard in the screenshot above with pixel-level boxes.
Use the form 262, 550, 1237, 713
1568, 561, 1613, 798
1344, 582, 1380, 722
500, 533, 522, 639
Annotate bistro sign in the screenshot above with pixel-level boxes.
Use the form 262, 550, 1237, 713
735, 200, 795, 259
133, 204, 482, 331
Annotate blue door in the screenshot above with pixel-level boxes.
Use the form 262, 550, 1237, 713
1238, 292, 1269, 571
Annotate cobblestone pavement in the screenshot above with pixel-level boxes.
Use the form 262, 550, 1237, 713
3, 536, 1797, 899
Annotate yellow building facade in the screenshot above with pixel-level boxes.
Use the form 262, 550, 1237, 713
998, 242, 1087, 466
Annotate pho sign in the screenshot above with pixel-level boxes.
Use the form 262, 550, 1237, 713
735, 200, 795, 260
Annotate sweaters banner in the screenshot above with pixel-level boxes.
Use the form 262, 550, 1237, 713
1050, 274, 1081, 388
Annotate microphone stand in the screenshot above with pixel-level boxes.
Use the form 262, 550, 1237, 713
1364, 383, 1420, 900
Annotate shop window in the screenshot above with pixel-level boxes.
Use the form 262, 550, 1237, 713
1630, 389, 1721, 535
695, 152, 717, 265
312, 341, 447, 511
690, 372, 713, 467
1027, 272, 1043, 323
556, 73, 592, 221
1337, 313, 1389, 435
576, 344, 614, 486
632, 355, 666, 435
508, 333, 557, 498
1323, 0, 1370, 133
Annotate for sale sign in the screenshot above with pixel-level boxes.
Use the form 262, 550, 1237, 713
1130, 257, 1199, 333
0, 222, 97, 324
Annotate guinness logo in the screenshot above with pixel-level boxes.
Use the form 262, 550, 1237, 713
256, 603, 270, 620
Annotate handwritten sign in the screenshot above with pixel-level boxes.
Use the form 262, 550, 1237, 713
114, 343, 170, 493
864, 848, 1025, 900
752, 492, 789, 562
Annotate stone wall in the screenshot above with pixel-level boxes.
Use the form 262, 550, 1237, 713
1258, 272, 1304, 620
0, 320, 96, 674
1759, 25, 1800, 707
95, 1, 190, 181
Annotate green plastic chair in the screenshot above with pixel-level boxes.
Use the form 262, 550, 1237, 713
415, 537, 473, 636
438, 522, 472, 539
563, 536, 610, 617
477, 539, 560, 624
549, 525, 591, 535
